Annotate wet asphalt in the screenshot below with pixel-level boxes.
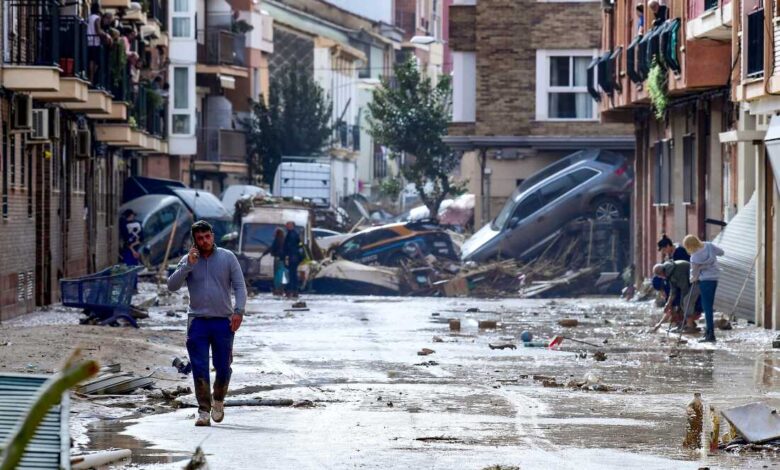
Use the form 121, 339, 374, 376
103, 294, 780, 469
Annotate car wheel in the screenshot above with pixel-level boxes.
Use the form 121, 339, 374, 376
592, 197, 623, 221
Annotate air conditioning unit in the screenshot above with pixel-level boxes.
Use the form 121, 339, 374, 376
76, 129, 91, 158
12, 94, 33, 130
30, 109, 50, 141
49, 108, 61, 140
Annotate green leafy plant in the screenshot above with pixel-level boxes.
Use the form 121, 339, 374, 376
379, 177, 403, 202
109, 41, 127, 88
241, 67, 332, 186
367, 58, 460, 219
128, 116, 138, 129
0, 351, 99, 470
647, 59, 668, 120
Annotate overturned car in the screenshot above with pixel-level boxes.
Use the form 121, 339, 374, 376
331, 221, 459, 267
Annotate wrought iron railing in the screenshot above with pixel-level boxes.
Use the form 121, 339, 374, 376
130, 85, 166, 137
58, 16, 88, 79
201, 29, 246, 66
198, 128, 247, 163
4, 0, 61, 67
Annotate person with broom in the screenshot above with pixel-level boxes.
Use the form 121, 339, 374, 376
651, 260, 702, 333
684, 234, 724, 343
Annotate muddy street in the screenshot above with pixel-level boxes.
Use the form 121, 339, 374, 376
65, 292, 780, 469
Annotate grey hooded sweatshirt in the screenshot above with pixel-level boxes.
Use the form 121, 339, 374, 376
689, 242, 724, 282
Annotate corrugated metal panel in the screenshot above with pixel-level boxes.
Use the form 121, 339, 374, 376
0, 374, 70, 470
713, 192, 757, 320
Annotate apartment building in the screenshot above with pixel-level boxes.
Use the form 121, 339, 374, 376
445, 0, 634, 227
0, 0, 170, 318
599, 0, 734, 284
727, 0, 780, 328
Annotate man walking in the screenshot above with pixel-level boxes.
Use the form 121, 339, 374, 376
282, 221, 303, 298
168, 221, 247, 426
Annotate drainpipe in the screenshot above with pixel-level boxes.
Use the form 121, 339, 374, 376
479, 147, 487, 226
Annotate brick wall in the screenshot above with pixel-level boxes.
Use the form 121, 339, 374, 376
449, 0, 633, 138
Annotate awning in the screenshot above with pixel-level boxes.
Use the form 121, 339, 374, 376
442, 135, 636, 152
713, 192, 757, 320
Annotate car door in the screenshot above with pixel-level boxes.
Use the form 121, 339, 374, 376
497, 190, 543, 258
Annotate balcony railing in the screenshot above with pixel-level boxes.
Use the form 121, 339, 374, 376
58, 16, 88, 79
88, 34, 111, 91
746, 9, 764, 78
4, 0, 61, 67
148, 0, 168, 30
198, 128, 247, 163
131, 85, 166, 137
201, 29, 246, 67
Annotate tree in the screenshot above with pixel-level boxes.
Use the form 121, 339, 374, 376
242, 66, 333, 186
367, 58, 462, 218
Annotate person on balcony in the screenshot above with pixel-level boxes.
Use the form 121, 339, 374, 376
649, 0, 668, 27
636, 4, 645, 34
87, 3, 112, 83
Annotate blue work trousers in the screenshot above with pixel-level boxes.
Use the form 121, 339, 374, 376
186, 317, 234, 412
699, 280, 718, 340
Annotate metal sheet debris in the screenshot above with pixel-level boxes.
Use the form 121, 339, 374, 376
722, 402, 780, 443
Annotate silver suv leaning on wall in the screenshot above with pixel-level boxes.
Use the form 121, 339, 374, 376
461, 149, 632, 262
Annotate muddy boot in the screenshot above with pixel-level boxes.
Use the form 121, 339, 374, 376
195, 411, 210, 427
212, 379, 230, 423
193, 377, 212, 414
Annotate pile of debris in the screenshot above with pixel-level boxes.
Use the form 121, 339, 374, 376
309, 217, 629, 298
434, 218, 628, 298
76, 364, 155, 396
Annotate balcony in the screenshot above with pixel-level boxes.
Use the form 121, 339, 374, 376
196, 29, 248, 78
197, 128, 247, 163
131, 85, 167, 139
600, 12, 732, 120
31, 16, 90, 102
687, 0, 732, 40
2, 0, 61, 91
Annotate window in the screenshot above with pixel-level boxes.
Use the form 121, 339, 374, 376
746, 8, 764, 77
539, 175, 577, 205
682, 133, 695, 203
569, 167, 599, 185
536, 50, 598, 121
513, 191, 543, 222
172, 0, 191, 38
653, 139, 672, 205
172, 67, 191, 135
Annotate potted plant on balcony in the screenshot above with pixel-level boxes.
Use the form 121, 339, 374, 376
647, 58, 668, 120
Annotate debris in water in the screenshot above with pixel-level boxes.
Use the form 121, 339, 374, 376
415, 436, 460, 442
183, 446, 208, 470
520, 331, 533, 342
173, 357, 192, 375
683, 393, 704, 449
715, 318, 732, 330
593, 350, 607, 362
558, 318, 579, 327
432, 336, 444, 343
449, 319, 461, 331
466, 308, 479, 313
478, 320, 497, 329
709, 405, 720, 453
488, 343, 516, 350
417, 348, 436, 356
722, 402, 780, 443
414, 360, 439, 367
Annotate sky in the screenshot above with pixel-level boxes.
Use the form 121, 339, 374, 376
324, 0, 393, 23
